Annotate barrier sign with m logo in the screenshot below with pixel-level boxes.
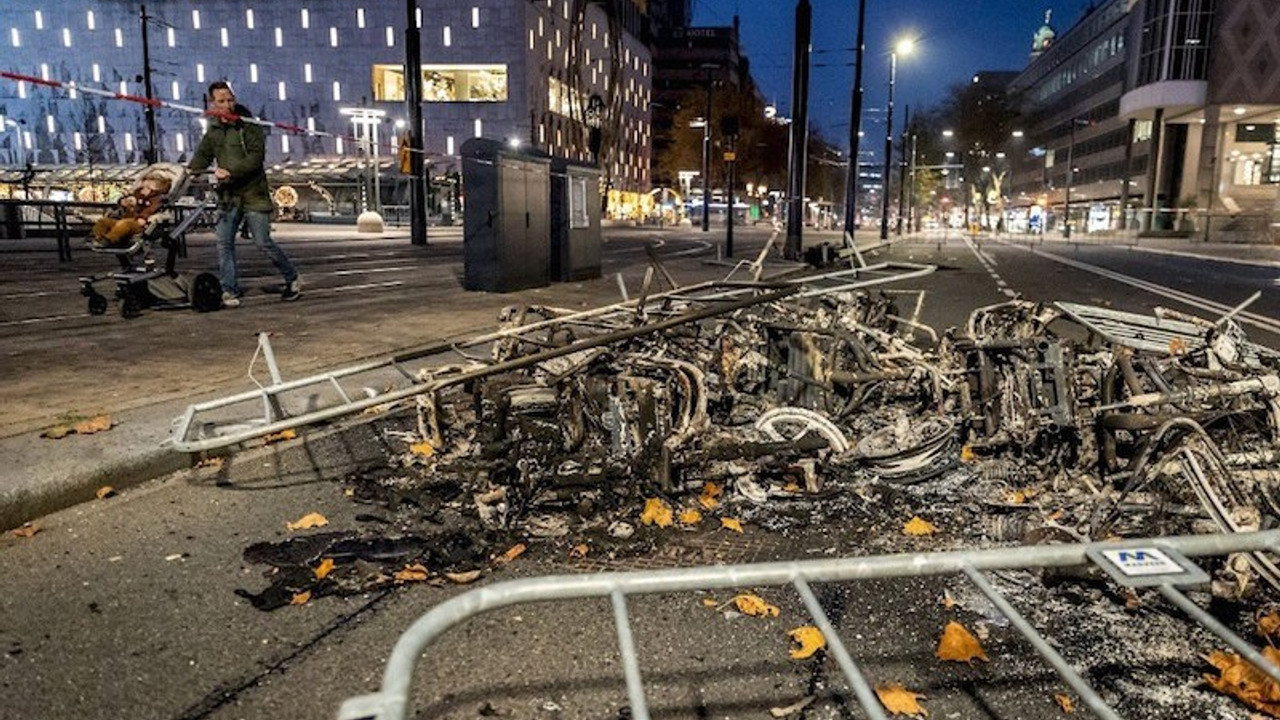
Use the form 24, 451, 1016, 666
1087, 545, 1209, 588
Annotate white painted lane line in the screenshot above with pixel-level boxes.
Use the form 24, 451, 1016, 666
331, 266, 417, 276
0, 313, 87, 327
329, 280, 405, 293
1022, 245, 1280, 337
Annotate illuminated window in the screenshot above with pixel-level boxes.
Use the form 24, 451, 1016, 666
74, 132, 82, 151
115, 28, 124, 47
278, 81, 286, 100
555, 29, 560, 47
249, 64, 259, 83
332, 81, 341, 101
245, 9, 255, 29
306, 117, 315, 132
564, 0, 570, 20
275, 27, 283, 46
40, 64, 49, 81
171, 80, 180, 99
330, 27, 338, 46
34, 10, 43, 30
220, 28, 229, 47
10, 29, 19, 47
472, 7, 480, 27
446, 136, 454, 155
86, 11, 95, 30
386, 27, 394, 47
357, 8, 365, 28
539, 123, 545, 144
176, 133, 185, 152
91, 63, 101, 82
124, 132, 134, 152
192, 10, 200, 29
592, 23, 597, 40
336, 137, 344, 153
282, 135, 290, 153
117, 80, 126, 95
539, 17, 544, 36
304, 63, 313, 82
167, 27, 175, 47
474, 119, 482, 137
97, 115, 105, 133
46, 115, 55, 133
301, 8, 310, 28
443, 26, 451, 46
68, 84, 78, 100
416, 9, 422, 28
371, 64, 509, 103
196, 63, 205, 83
528, 29, 533, 50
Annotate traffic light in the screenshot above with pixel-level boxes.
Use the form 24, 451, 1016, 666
398, 133, 412, 174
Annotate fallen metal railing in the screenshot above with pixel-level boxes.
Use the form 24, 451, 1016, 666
337, 530, 1280, 720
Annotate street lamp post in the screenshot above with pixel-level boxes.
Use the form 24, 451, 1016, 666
1063, 117, 1088, 238
879, 38, 913, 241
341, 107, 387, 215
701, 66, 714, 233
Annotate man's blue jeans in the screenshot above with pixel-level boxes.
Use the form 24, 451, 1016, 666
215, 206, 298, 296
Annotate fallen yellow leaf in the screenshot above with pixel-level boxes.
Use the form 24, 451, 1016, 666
959, 444, 976, 463
569, 543, 590, 559
733, 593, 779, 617
1204, 646, 1280, 716
408, 441, 434, 458
11, 523, 40, 538
1169, 337, 1189, 355
95, 486, 116, 500
702, 597, 719, 608
1258, 611, 1280, 641
313, 557, 335, 580
263, 429, 297, 444
41, 425, 72, 439
699, 482, 722, 510
875, 683, 928, 717
703, 481, 723, 498
679, 509, 703, 526
444, 570, 482, 584
195, 456, 225, 470
1054, 693, 1075, 714
74, 415, 112, 434
936, 621, 989, 664
494, 543, 526, 565
640, 498, 674, 528
290, 591, 311, 606
721, 517, 744, 533
285, 512, 329, 531
394, 563, 430, 583
940, 590, 957, 609
788, 626, 826, 660
903, 516, 938, 536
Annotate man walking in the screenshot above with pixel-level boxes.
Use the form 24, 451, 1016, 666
190, 81, 301, 306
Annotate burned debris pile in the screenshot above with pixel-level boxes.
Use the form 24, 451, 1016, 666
239, 277, 1280, 618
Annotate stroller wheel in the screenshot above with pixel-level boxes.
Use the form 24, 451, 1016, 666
121, 293, 142, 318
87, 294, 108, 315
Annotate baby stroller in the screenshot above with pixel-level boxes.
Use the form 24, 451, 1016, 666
79, 163, 223, 318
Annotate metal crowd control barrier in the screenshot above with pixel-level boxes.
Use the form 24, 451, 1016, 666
338, 530, 1280, 720
169, 262, 935, 453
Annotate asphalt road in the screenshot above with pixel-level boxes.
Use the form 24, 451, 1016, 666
1, 227, 1275, 720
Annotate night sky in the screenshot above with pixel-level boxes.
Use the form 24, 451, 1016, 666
691, 0, 1095, 147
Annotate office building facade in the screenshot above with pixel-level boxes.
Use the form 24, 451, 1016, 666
0, 0, 653, 216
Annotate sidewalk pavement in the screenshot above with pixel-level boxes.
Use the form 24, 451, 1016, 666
0, 223, 1275, 531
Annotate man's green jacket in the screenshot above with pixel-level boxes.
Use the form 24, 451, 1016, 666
189, 105, 274, 213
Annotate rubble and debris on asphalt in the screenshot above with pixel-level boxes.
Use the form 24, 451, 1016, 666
233, 278, 1280, 716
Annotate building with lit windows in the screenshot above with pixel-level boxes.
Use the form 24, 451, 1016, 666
1008, 0, 1280, 239
0, 0, 653, 217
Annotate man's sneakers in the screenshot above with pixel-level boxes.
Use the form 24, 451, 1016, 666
281, 276, 303, 302
221, 291, 241, 309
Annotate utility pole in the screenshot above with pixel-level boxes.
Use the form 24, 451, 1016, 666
701, 67, 713, 233
878, 50, 897, 240
405, 0, 427, 245
1063, 117, 1088, 238
784, 0, 812, 260
842, 0, 867, 237
724, 116, 739, 257
139, 4, 158, 164
895, 105, 910, 235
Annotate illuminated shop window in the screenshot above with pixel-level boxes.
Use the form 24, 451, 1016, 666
371, 64, 509, 103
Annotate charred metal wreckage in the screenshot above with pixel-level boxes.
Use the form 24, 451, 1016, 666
174, 258, 1280, 609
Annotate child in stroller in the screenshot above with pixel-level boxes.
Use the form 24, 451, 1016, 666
90, 170, 173, 247
80, 163, 223, 317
